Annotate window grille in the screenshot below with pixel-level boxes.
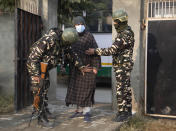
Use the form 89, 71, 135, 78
148, 0, 176, 18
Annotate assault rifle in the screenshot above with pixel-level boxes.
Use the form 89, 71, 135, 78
28, 62, 48, 127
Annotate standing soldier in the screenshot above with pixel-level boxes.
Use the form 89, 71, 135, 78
86, 9, 135, 122
27, 27, 90, 127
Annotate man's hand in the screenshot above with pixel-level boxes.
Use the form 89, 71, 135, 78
92, 68, 98, 75
80, 64, 93, 76
85, 48, 95, 55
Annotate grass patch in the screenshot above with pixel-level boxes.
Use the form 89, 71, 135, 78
145, 119, 176, 131
119, 114, 150, 131
0, 95, 14, 113
118, 114, 176, 131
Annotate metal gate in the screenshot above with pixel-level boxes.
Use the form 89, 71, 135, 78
145, 0, 176, 118
15, 8, 43, 111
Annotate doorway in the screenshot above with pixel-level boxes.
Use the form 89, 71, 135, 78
15, 8, 43, 111
145, 0, 176, 117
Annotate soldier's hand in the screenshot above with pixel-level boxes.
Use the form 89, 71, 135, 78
80, 64, 93, 76
32, 76, 40, 83
85, 48, 95, 55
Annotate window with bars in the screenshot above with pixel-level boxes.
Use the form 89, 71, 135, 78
148, 0, 176, 18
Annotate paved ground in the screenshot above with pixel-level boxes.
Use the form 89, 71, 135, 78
0, 100, 122, 131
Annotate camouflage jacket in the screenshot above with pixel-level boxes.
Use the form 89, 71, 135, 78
95, 26, 134, 67
26, 28, 83, 77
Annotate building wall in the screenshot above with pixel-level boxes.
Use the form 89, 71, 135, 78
0, 13, 15, 96
112, 0, 144, 112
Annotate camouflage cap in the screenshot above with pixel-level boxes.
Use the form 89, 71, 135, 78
112, 9, 128, 22
73, 16, 85, 25
62, 28, 78, 44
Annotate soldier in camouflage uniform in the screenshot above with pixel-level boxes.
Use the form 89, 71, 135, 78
27, 27, 90, 127
86, 9, 135, 122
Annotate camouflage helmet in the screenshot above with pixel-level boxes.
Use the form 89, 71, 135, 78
112, 9, 128, 22
62, 28, 78, 44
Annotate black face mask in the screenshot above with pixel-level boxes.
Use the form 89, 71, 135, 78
114, 20, 128, 32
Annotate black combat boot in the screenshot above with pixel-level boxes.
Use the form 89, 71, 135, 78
38, 113, 54, 128
45, 108, 56, 119
113, 112, 132, 122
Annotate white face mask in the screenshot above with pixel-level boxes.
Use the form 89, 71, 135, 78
75, 25, 85, 33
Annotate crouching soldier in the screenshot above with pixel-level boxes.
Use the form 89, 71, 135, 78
27, 27, 90, 127
86, 9, 135, 122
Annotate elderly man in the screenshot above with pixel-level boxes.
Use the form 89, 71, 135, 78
65, 16, 101, 122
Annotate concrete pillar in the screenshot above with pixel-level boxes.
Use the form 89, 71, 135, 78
39, 0, 58, 32
112, 0, 143, 113
39, 0, 58, 100
112, 68, 118, 111
139, 0, 147, 114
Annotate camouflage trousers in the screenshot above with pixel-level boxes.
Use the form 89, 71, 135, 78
31, 78, 50, 114
114, 66, 132, 113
